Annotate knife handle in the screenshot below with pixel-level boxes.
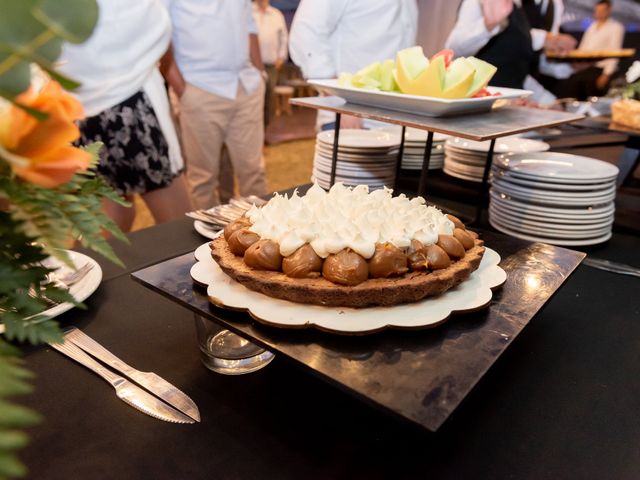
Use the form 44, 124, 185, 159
64, 327, 136, 376
50, 339, 123, 388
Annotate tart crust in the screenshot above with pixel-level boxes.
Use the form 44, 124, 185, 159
210, 236, 485, 308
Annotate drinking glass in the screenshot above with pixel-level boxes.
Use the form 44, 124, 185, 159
193, 314, 274, 375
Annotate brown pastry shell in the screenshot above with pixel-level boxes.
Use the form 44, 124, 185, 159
209, 236, 485, 308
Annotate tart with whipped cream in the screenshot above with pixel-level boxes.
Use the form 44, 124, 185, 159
210, 184, 485, 308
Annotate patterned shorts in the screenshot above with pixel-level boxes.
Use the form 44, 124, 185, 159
76, 90, 180, 196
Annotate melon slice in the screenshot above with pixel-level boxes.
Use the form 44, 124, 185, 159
441, 57, 475, 99
396, 46, 429, 79
379, 59, 398, 92
465, 57, 498, 97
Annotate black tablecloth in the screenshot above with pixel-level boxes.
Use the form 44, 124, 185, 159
17, 208, 640, 480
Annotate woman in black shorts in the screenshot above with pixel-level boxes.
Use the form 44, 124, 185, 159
59, 0, 191, 231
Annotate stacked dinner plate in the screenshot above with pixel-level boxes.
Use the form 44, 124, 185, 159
312, 129, 400, 190
490, 152, 619, 246
444, 136, 550, 182
376, 126, 448, 170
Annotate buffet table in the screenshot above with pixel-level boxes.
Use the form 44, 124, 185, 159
19, 186, 640, 479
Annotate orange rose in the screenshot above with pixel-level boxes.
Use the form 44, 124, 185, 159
0, 80, 91, 188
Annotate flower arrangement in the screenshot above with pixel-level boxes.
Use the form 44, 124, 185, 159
623, 60, 640, 100
0, 1, 127, 477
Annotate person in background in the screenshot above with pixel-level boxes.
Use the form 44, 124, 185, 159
161, 0, 268, 209
289, 0, 418, 130
446, 0, 576, 91
543, 0, 625, 99
253, 0, 289, 126
58, 0, 192, 232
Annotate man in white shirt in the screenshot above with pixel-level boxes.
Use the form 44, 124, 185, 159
289, 0, 418, 130
253, 0, 288, 125
548, 0, 625, 99
161, 0, 268, 209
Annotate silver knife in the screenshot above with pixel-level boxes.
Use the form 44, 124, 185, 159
50, 339, 194, 424
63, 327, 200, 422
582, 257, 640, 278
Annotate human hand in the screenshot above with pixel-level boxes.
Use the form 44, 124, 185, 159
544, 33, 577, 53
481, 0, 512, 32
596, 73, 609, 91
340, 115, 364, 129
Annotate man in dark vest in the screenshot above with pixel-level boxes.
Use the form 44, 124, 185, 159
446, 0, 576, 90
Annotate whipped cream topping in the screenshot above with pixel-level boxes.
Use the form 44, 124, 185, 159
246, 183, 454, 259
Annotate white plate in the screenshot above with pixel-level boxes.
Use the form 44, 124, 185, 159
443, 167, 482, 182
314, 157, 396, 171
494, 152, 619, 182
315, 144, 399, 158
313, 166, 395, 180
194, 220, 221, 240
190, 243, 506, 335
489, 190, 615, 216
489, 201, 615, 223
315, 153, 397, 168
489, 208, 613, 235
490, 215, 611, 239
492, 185, 616, 206
445, 155, 486, 171
446, 136, 550, 154
492, 178, 617, 199
315, 149, 399, 162
489, 219, 613, 246
317, 129, 400, 149
0, 251, 103, 334
491, 168, 616, 191
310, 79, 531, 117
445, 147, 487, 166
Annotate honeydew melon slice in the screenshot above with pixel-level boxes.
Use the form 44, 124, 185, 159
397, 46, 429, 79
441, 57, 475, 99
465, 57, 498, 97
379, 59, 398, 92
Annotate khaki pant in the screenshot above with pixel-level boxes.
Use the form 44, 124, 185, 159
179, 82, 267, 209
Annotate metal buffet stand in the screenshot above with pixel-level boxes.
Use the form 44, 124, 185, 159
290, 96, 585, 223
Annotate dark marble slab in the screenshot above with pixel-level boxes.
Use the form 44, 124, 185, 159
290, 96, 584, 141
131, 231, 584, 431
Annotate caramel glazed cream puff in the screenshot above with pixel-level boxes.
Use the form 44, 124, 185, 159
210, 183, 485, 308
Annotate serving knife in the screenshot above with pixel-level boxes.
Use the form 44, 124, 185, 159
50, 338, 195, 424
63, 327, 201, 422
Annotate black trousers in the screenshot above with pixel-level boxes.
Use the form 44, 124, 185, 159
539, 66, 608, 100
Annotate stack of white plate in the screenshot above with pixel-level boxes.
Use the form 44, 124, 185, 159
490, 152, 619, 246
444, 136, 550, 182
376, 126, 448, 170
312, 129, 400, 190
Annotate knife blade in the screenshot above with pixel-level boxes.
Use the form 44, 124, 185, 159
63, 327, 200, 422
50, 339, 194, 424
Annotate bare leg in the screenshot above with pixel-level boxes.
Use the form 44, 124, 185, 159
142, 173, 193, 225
102, 196, 136, 233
